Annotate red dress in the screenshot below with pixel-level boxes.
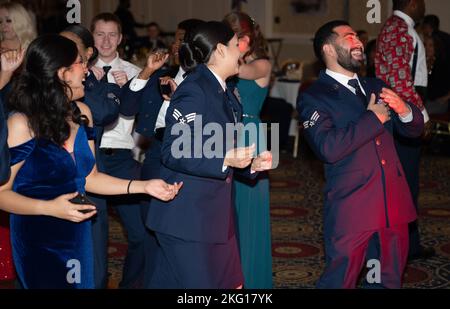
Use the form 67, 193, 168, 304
0, 211, 15, 281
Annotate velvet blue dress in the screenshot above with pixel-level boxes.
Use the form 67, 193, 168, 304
9, 124, 96, 289
234, 78, 273, 289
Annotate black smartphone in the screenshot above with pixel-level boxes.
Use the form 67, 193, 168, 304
159, 83, 172, 98
69, 193, 97, 214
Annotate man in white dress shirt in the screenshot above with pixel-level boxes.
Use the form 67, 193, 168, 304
89, 12, 148, 289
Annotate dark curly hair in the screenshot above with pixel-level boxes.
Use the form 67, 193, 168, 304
223, 12, 269, 60
7, 34, 88, 146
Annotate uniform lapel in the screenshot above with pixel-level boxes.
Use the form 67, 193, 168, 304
318, 71, 368, 110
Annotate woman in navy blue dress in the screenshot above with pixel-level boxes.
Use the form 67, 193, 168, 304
0, 35, 181, 289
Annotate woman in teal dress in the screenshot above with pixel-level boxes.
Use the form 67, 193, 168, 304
224, 12, 273, 289
0, 35, 181, 289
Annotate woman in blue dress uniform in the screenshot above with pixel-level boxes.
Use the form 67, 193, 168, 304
147, 21, 273, 289
224, 12, 273, 289
0, 35, 181, 289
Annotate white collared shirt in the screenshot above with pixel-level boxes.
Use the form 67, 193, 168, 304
208, 67, 227, 91
393, 10, 428, 87
326, 69, 366, 96
207, 67, 231, 173
326, 69, 412, 122
95, 53, 141, 149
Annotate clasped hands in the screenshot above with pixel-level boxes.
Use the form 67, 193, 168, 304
367, 88, 411, 124
224, 144, 273, 172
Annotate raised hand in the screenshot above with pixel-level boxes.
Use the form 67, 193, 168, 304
146, 51, 169, 72
90, 66, 105, 81
138, 52, 169, 80
159, 76, 178, 100
47, 192, 97, 223
379, 88, 410, 116
367, 93, 391, 124
144, 179, 183, 201
224, 144, 256, 169
111, 70, 128, 87
251, 150, 273, 172
1, 49, 25, 73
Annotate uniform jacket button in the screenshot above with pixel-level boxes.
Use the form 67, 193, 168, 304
381, 159, 386, 166
376, 139, 381, 146
226, 177, 232, 184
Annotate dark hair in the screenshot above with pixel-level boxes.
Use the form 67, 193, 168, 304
313, 20, 350, 62
63, 24, 99, 66
223, 12, 269, 60
365, 39, 377, 57
179, 21, 234, 72
148, 22, 160, 29
423, 14, 440, 31
177, 19, 204, 32
7, 34, 86, 146
91, 12, 122, 34
356, 30, 368, 37
428, 33, 446, 61
392, 0, 411, 11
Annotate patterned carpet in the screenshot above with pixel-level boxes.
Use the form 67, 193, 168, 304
269, 148, 450, 289
0, 144, 447, 290
105, 145, 450, 289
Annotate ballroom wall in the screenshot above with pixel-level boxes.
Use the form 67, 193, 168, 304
79, 0, 450, 66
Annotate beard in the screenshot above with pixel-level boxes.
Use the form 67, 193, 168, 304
334, 44, 363, 73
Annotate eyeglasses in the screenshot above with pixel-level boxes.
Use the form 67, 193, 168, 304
70, 58, 87, 69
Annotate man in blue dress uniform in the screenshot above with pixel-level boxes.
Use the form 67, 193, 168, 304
297, 21, 424, 288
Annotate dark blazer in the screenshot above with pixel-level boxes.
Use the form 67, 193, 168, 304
119, 69, 166, 138
297, 71, 423, 237
147, 64, 247, 243
83, 72, 121, 127
0, 95, 10, 184
82, 72, 122, 172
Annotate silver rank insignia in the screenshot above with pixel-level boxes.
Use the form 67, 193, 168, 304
173, 109, 196, 124
303, 111, 320, 129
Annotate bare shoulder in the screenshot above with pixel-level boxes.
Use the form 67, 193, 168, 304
252, 59, 272, 71
7, 113, 33, 147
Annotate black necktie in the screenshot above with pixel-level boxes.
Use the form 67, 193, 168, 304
348, 79, 367, 104
101, 66, 112, 83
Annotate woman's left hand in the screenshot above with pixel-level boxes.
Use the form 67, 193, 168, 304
144, 179, 183, 201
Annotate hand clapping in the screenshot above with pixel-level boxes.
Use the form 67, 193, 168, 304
251, 151, 273, 172
224, 144, 256, 169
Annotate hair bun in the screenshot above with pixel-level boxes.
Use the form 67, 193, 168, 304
179, 42, 198, 72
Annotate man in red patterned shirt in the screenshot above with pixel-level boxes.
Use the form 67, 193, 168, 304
375, 0, 435, 261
